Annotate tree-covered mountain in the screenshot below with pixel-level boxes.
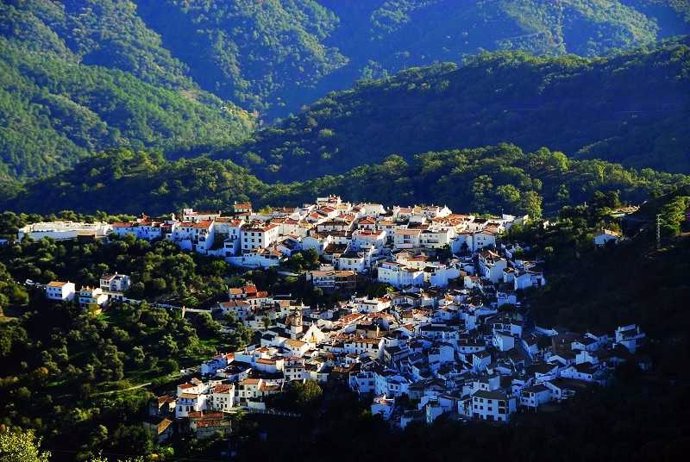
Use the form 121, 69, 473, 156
3, 145, 688, 218
0, 1, 255, 179
0, 149, 266, 216
124, 0, 690, 117
222, 38, 690, 180
1, 1, 688, 180
3, 0, 689, 120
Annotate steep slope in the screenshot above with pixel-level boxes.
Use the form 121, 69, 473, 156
0, 0, 194, 89
9, 0, 684, 119
136, 0, 689, 117
0, 1, 255, 179
222, 38, 690, 180
0, 40, 254, 179
134, 0, 347, 115
1, 0, 687, 179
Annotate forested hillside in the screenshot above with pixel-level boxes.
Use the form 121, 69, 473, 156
0, 1, 254, 179
223, 38, 690, 179
3, 0, 688, 120
4, 145, 688, 218
1, 1, 688, 180
126, 0, 690, 117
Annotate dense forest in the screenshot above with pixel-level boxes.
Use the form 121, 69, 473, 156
2, 145, 688, 218
2, 0, 689, 120
0, 39, 254, 179
1, 1, 688, 181
223, 38, 690, 179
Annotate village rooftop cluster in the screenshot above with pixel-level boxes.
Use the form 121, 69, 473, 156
22, 196, 647, 440
148, 279, 646, 440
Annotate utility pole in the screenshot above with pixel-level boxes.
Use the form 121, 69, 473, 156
656, 214, 661, 250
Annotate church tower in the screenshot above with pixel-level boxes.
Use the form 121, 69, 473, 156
286, 309, 303, 339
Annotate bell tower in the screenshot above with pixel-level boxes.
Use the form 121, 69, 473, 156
287, 309, 303, 339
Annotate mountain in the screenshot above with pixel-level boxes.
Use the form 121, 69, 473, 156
129, 0, 690, 117
0, 1, 255, 179
3, 144, 687, 217
4, 0, 689, 121
222, 38, 690, 180
0, 149, 265, 216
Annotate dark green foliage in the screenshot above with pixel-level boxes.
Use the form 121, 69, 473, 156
3, 0, 688, 123
530, 228, 690, 346
234, 381, 690, 461
2, 149, 265, 216
0, 1, 687, 182
225, 38, 690, 178
4, 145, 688, 218
118, 0, 690, 117
658, 194, 690, 236
134, 0, 347, 116
284, 249, 321, 273
275, 380, 323, 412
267, 145, 690, 216
0, 300, 211, 459
0, 261, 29, 315
0, 1, 255, 179
0, 230, 234, 306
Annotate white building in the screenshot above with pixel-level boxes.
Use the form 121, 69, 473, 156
594, 229, 621, 247
377, 262, 424, 288
45, 281, 76, 301
18, 221, 111, 241
111, 221, 164, 241
352, 229, 386, 249
170, 220, 216, 252
473, 230, 497, 251
394, 228, 422, 249
176, 393, 207, 418
471, 390, 517, 422
614, 324, 646, 353
100, 273, 131, 292
78, 287, 109, 308
371, 395, 395, 420
478, 251, 507, 283
208, 384, 235, 412
520, 384, 552, 409
513, 271, 546, 290
338, 248, 370, 272
420, 228, 452, 249
240, 224, 280, 252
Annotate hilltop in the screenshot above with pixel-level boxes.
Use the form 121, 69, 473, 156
3, 145, 688, 217
222, 38, 690, 180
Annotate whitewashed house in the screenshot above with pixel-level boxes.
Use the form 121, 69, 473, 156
471, 390, 516, 422
45, 281, 76, 301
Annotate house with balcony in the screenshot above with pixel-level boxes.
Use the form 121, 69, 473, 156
394, 228, 422, 249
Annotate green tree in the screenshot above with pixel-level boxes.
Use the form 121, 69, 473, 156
287, 380, 323, 410
0, 428, 51, 462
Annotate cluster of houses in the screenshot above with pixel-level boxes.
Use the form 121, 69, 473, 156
146, 230, 646, 439
150, 275, 648, 438
44, 196, 529, 273
18, 196, 651, 438
44, 273, 131, 312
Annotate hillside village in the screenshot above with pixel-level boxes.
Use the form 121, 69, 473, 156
21, 196, 649, 441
